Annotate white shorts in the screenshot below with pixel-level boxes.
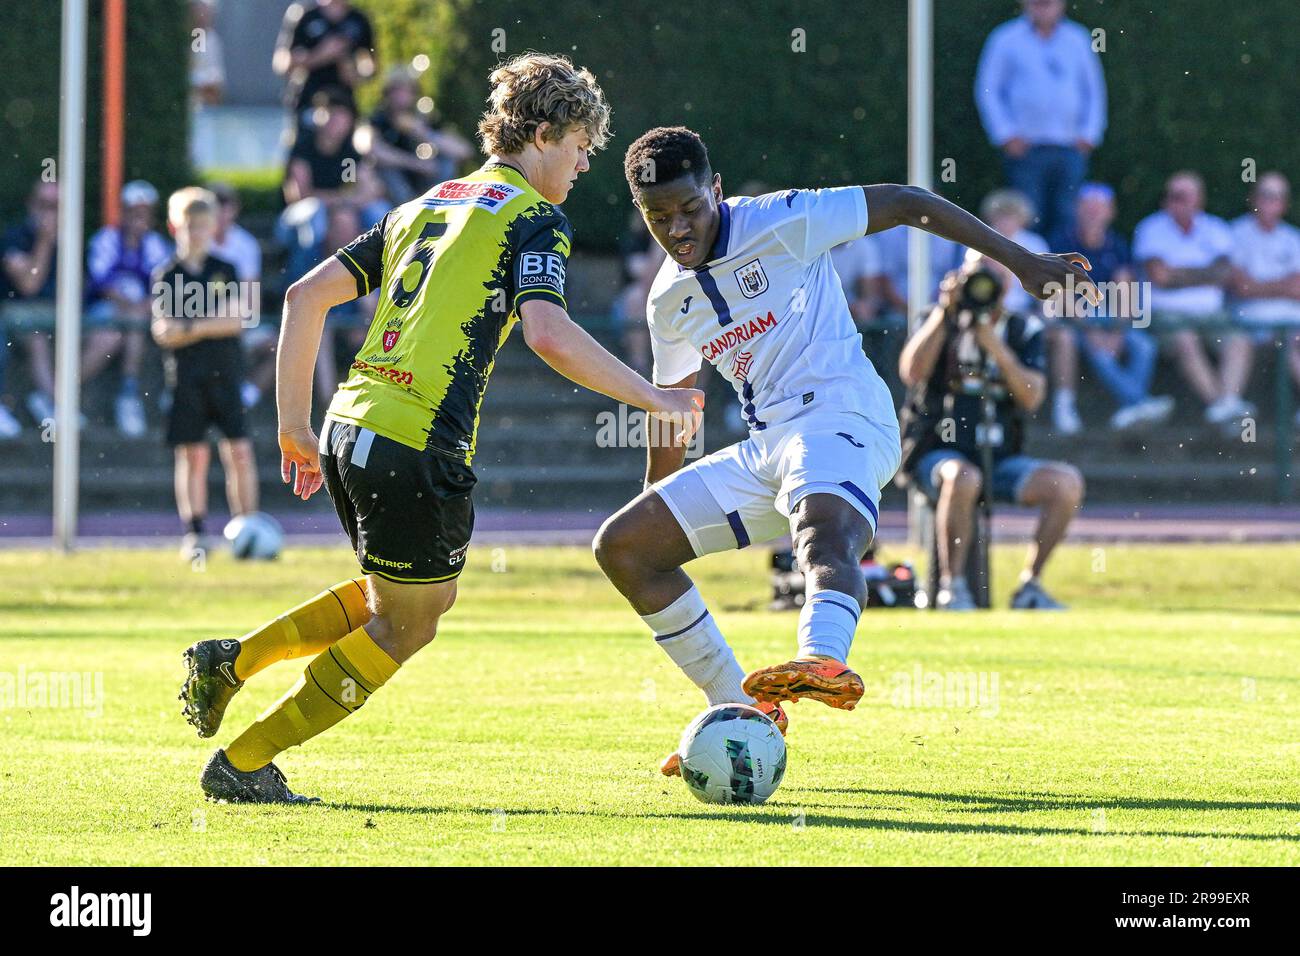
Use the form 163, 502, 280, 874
651, 410, 901, 558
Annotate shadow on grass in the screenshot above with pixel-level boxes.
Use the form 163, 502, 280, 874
1140, 606, 1300, 619
323, 796, 1300, 843
787, 787, 1300, 814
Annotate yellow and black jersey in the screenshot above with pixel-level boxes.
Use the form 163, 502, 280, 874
326, 161, 571, 462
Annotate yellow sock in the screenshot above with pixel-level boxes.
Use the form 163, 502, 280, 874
225, 626, 399, 773
233, 578, 370, 681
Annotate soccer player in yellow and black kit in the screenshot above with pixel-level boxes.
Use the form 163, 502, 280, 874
181, 53, 704, 802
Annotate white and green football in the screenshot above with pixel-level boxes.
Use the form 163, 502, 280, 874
678, 703, 786, 805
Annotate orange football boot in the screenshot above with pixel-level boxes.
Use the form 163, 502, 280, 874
661, 700, 788, 777
743, 657, 864, 710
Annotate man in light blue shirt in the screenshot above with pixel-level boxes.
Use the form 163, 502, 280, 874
975, 0, 1107, 241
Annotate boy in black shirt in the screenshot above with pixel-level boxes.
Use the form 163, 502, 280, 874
151, 187, 260, 558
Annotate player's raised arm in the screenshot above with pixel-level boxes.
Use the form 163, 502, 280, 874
518, 298, 704, 446
276, 255, 360, 500
861, 184, 1100, 305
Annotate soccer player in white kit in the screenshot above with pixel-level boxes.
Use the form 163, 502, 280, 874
593, 128, 1097, 775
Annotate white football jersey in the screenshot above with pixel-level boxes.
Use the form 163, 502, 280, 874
647, 187, 895, 432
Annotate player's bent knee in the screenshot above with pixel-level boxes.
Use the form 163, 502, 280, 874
792, 520, 860, 581
591, 515, 625, 571
593, 509, 652, 578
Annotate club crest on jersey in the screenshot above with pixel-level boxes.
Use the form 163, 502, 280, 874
734, 259, 768, 299
382, 317, 402, 352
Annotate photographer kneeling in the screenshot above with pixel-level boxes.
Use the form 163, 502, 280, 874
898, 254, 1084, 610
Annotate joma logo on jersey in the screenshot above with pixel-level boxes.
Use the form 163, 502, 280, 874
734, 259, 768, 298
701, 311, 777, 362
520, 252, 565, 292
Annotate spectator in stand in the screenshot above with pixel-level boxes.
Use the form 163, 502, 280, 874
898, 253, 1083, 611
189, 0, 226, 106
309, 204, 377, 407
829, 235, 882, 329
362, 66, 474, 204
831, 234, 909, 404
1134, 171, 1249, 426
873, 226, 965, 319
1229, 172, 1300, 426
279, 88, 387, 299
284, 88, 384, 214
1049, 183, 1172, 433
208, 183, 275, 411
980, 190, 1049, 318
151, 187, 258, 558
273, 0, 376, 122
0, 180, 60, 438
83, 180, 172, 437
975, 0, 1107, 240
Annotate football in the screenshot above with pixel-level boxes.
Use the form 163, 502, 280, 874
678, 703, 787, 805
223, 512, 285, 561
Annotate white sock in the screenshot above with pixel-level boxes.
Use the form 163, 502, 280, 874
642, 587, 753, 706
797, 590, 860, 663
1055, 389, 1076, 408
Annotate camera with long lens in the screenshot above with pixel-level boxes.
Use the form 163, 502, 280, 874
952, 266, 1004, 330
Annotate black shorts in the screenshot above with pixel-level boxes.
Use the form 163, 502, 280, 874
166, 366, 247, 445
320, 418, 476, 583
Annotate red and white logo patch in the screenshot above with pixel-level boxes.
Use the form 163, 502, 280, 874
382, 328, 400, 352
732, 350, 754, 380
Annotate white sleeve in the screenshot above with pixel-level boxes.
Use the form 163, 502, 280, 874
758, 186, 868, 264
648, 306, 702, 386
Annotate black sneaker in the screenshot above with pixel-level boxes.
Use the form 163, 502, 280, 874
180, 639, 245, 738
199, 749, 319, 804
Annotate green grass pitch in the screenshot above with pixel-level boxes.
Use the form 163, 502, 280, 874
2, 541, 1297, 866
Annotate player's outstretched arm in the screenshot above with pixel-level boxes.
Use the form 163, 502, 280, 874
277, 256, 359, 501
645, 371, 699, 488
519, 298, 704, 446
861, 184, 1100, 305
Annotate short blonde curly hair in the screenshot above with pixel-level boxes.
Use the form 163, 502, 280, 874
478, 52, 611, 156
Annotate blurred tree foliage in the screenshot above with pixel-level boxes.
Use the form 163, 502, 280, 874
0, 0, 190, 232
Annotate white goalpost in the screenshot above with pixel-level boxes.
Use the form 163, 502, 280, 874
54, 0, 88, 552
906, 0, 933, 543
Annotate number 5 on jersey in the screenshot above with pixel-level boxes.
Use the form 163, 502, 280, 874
391, 219, 447, 308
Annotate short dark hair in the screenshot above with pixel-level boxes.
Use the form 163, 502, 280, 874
624, 126, 712, 196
